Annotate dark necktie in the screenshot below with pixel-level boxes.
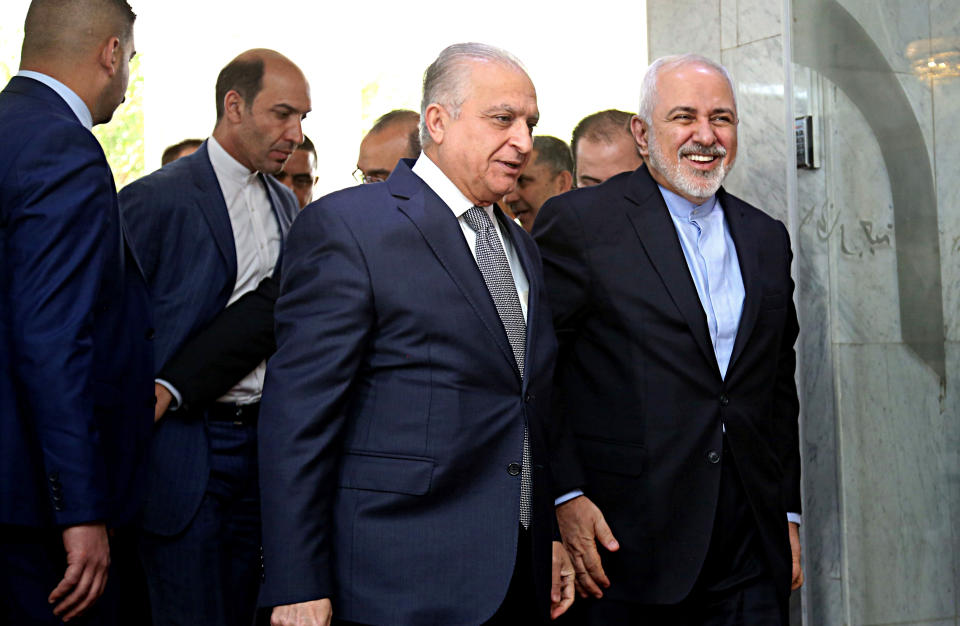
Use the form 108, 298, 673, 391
463, 206, 532, 528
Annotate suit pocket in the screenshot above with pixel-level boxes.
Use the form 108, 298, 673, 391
576, 435, 644, 477
338, 451, 435, 496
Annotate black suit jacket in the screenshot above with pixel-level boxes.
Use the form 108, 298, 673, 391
533, 164, 801, 606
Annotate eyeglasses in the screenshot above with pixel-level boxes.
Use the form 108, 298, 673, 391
352, 168, 388, 185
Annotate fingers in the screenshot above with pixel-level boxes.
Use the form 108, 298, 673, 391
551, 546, 562, 603
593, 515, 620, 553
270, 599, 332, 626
550, 544, 576, 620
791, 563, 804, 590
578, 541, 610, 593
55, 565, 108, 622
48, 561, 81, 607
571, 551, 604, 598
788, 522, 803, 590
49, 524, 110, 621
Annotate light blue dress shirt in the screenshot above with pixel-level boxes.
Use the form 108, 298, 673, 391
659, 185, 744, 379
16, 70, 93, 130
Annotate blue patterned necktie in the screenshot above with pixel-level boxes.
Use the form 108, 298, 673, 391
463, 206, 532, 528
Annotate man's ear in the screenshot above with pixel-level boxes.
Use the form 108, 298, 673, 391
555, 169, 573, 194
98, 36, 121, 76
423, 103, 447, 145
631, 115, 649, 157
223, 90, 244, 124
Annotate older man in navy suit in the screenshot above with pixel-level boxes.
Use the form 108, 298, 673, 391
119, 49, 309, 626
258, 43, 575, 626
0, 1, 152, 624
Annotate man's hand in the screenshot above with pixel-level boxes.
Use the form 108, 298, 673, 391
550, 541, 575, 619
271, 598, 332, 626
556, 496, 619, 598
49, 523, 110, 622
154, 382, 172, 422
789, 521, 804, 590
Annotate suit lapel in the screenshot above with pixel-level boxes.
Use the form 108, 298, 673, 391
623, 166, 719, 374
390, 164, 520, 380
261, 174, 294, 273
262, 174, 295, 237
189, 143, 238, 284
722, 190, 760, 373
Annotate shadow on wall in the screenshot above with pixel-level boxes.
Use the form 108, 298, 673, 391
793, 0, 945, 382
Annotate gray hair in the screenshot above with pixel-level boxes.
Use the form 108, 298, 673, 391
638, 54, 737, 124
420, 42, 528, 147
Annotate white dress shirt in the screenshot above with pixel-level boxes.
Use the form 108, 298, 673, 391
206, 136, 281, 404
411, 153, 529, 320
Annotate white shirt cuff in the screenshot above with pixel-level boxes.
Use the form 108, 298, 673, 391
787, 512, 802, 525
155, 379, 182, 411
555, 490, 584, 507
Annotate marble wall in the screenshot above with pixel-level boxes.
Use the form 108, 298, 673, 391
647, 0, 960, 624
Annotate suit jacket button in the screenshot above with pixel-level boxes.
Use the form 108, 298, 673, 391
719, 394, 729, 406
507, 462, 521, 476
524, 393, 535, 402
706, 450, 721, 464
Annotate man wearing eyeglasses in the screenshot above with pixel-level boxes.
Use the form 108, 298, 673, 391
354, 108, 421, 184
274, 134, 317, 208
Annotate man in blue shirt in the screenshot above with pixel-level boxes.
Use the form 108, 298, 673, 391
534, 54, 803, 624
0, 1, 153, 624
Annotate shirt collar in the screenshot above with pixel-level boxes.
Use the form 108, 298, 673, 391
411, 151, 496, 221
658, 184, 719, 221
17, 70, 93, 130
207, 135, 260, 187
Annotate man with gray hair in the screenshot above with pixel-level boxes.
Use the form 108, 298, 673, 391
571, 109, 644, 188
0, 1, 152, 623
258, 42, 574, 626
534, 53, 803, 624
504, 135, 573, 232
355, 108, 421, 184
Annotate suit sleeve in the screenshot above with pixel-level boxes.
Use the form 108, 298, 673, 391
776, 222, 802, 515
532, 194, 592, 497
257, 205, 374, 607
157, 275, 278, 410
7, 123, 113, 525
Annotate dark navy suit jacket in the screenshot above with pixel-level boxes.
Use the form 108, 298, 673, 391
118, 142, 298, 536
257, 160, 559, 624
0, 76, 154, 529
533, 164, 801, 608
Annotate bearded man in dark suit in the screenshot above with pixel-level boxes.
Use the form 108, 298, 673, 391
534, 54, 804, 625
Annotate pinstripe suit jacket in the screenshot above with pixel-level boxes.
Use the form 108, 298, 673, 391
119, 141, 298, 535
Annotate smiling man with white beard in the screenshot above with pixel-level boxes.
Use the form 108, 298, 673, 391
533, 53, 804, 625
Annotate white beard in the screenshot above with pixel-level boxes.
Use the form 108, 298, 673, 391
646, 132, 733, 201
